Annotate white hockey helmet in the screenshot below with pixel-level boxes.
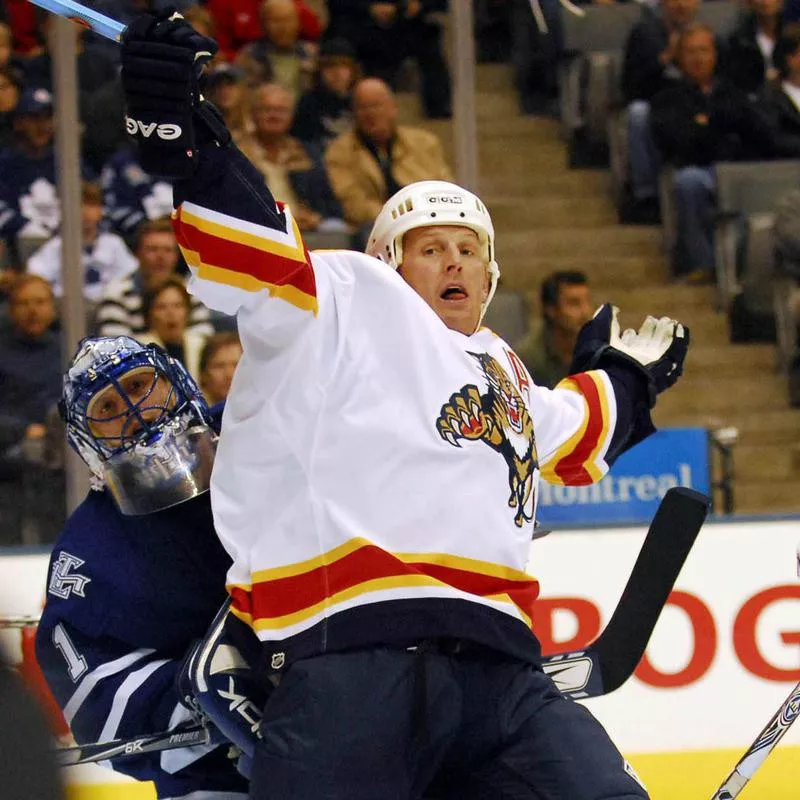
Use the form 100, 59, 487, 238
366, 180, 501, 329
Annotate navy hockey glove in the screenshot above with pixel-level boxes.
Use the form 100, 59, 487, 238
181, 601, 269, 769
121, 9, 228, 178
570, 303, 689, 407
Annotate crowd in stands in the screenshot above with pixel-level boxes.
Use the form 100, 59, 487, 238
0, 0, 461, 545
619, 0, 800, 284
4, 0, 800, 542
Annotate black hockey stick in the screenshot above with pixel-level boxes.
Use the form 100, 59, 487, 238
709, 679, 800, 799
541, 486, 709, 698
56, 722, 211, 767
56, 487, 708, 765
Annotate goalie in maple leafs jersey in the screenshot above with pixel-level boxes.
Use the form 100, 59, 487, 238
35, 336, 248, 800
119, 10, 689, 799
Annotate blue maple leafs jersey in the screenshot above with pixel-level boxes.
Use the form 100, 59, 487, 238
35, 411, 248, 800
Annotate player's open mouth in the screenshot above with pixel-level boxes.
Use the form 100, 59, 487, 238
441, 284, 468, 301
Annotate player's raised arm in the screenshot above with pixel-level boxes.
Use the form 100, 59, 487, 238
533, 303, 689, 486
119, 11, 314, 318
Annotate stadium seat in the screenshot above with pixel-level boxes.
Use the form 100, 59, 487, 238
713, 160, 800, 316
609, 1, 741, 210
559, 3, 642, 165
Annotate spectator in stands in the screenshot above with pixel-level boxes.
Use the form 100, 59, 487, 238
21, 11, 117, 107
0, 88, 94, 253
764, 25, 800, 155
292, 37, 358, 152
139, 277, 207, 380
205, 62, 253, 141
509, 0, 562, 117
0, 65, 21, 150
94, 217, 212, 338
514, 271, 593, 389
3, 0, 40, 57
27, 181, 138, 312
206, 0, 322, 62
0, 23, 12, 68
0, 275, 60, 482
199, 332, 244, 406
725, 0, 785, 97
238, 82, 346, 232
622, 0, 699, 223
325, 77, 452, 238
651, 23, 775, 282
326, 0, 452, 119
235, 0, 317, 94
101, 147, 174, 242
0, 21, 24, 77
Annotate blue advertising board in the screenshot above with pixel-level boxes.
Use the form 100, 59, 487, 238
537, 427, 711, 526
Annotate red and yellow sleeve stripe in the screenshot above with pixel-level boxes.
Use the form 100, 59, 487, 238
172, 200, 318, 314
540, 371, 613, 486
228, 538, 539, 636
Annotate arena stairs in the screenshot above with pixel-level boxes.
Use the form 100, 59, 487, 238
399, 62, 800, 516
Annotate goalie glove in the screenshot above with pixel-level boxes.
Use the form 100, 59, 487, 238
570, 304, 690, 407
121, 9, 229, 178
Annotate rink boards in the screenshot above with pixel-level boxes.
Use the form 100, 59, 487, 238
1, 516, 798, 800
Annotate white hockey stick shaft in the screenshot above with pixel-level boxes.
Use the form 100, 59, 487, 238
26, 0, 126, 42
710, 679, 800, 799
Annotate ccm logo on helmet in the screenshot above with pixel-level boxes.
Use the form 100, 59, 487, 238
426, 195, 463, 205
125, 117, 183, 141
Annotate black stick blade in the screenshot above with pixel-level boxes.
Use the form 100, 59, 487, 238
593, 486, 709, 694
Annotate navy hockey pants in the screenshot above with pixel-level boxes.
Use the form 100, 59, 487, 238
250, 644, 648, 800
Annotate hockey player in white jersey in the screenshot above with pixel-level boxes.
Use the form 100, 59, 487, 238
119, 10, 688, 799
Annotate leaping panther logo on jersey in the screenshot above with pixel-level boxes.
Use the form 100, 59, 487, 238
436, 353, 538, 527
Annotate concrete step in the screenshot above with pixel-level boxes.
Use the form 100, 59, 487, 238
502, 226, 663, 261
655, 374, 787, 415
732, 478, 800, 514
475, 62, 515, 93
609, 285, 718, 313
654, 407, 800, 442
687, 343, 777, 375
733, 444, 800, 480
480, 143, 570, 176
500, 255, 670, 293
481, 170, 611, 197
490, 195, 618, 229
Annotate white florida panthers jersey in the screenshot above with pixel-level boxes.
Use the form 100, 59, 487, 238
172, 146, 641, 669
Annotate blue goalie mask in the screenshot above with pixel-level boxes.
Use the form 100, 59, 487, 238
62, 336, 217, 515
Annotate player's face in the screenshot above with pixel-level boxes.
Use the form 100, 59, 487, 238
400, 225, 489, 336
86, 367, 177, 450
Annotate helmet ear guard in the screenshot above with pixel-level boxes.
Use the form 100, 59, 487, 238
366, 180, 501, 329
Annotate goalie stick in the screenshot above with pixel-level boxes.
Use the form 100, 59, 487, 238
541, 485, 708, 697
709, 679, 800, 800
54, 486, 708, 765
